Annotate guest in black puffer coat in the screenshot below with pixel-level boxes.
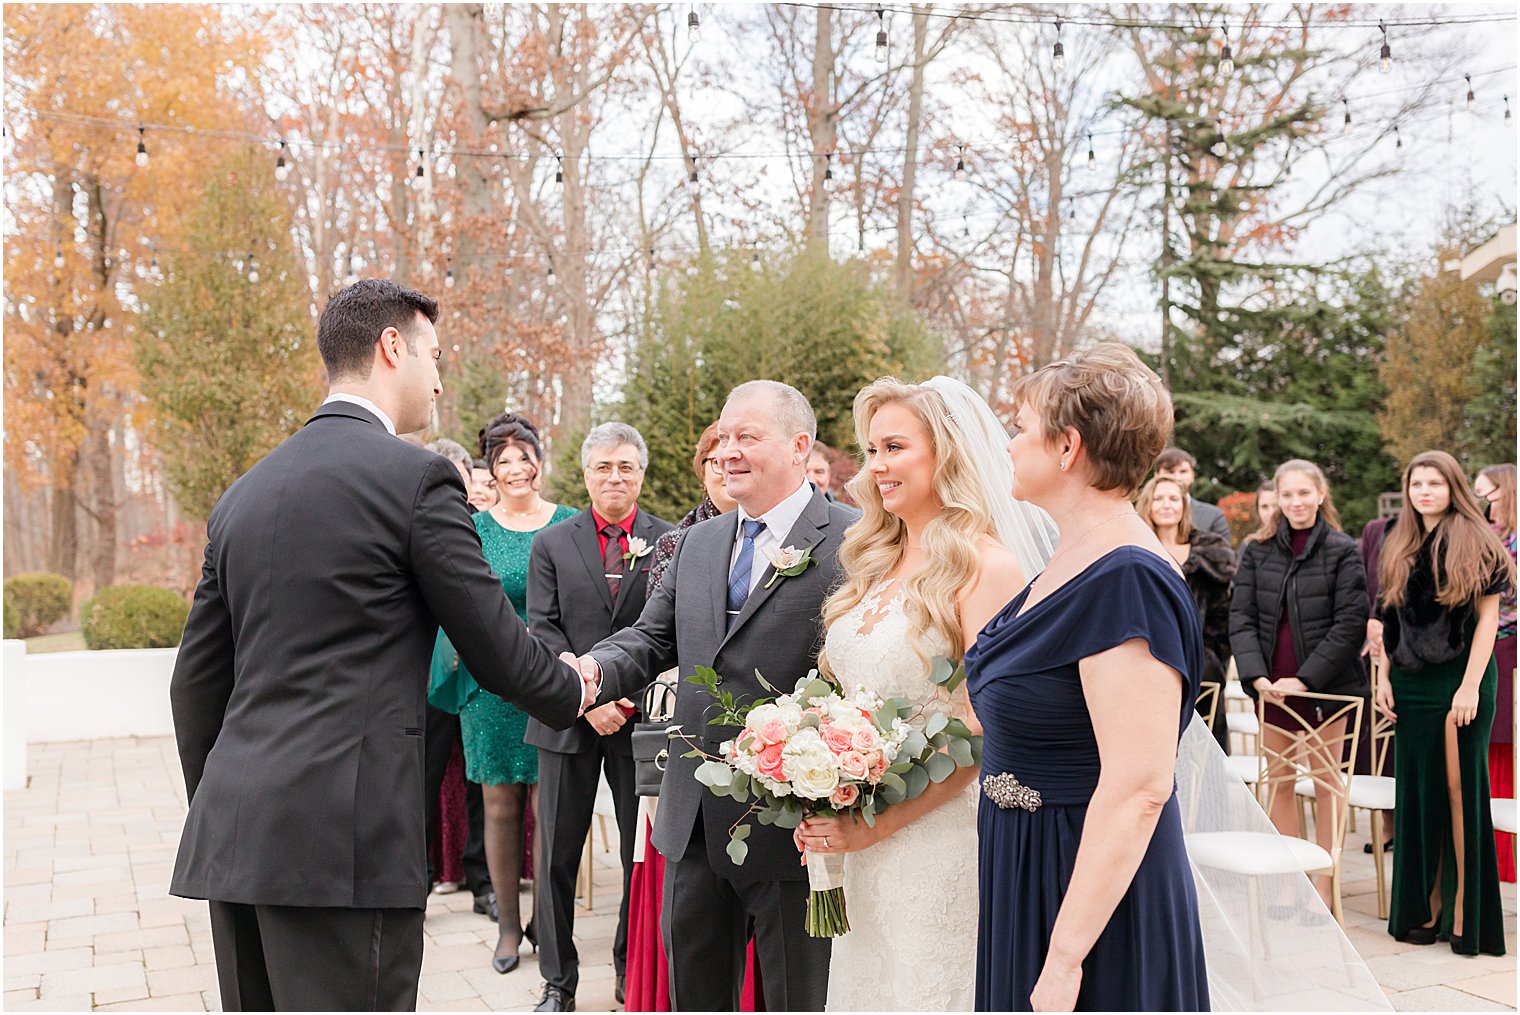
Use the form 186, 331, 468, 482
1230, 459, 1368, 908
1137, 475, 1236, 751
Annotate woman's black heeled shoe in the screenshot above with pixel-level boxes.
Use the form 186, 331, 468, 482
1396, 926, 1439, 945
1449, 933, 1468, 954
492, 932, 524, 974
525, 919, 538, 952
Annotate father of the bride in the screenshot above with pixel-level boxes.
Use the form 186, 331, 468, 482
574, 380, 853, 1010
168, 279, 595, 1011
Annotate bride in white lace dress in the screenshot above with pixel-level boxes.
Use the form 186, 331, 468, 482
791, 377, 1057, 1012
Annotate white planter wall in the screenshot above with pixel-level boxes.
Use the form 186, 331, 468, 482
20, 646, 178, 743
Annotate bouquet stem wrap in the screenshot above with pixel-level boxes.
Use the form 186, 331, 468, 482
804, 850, 848, 937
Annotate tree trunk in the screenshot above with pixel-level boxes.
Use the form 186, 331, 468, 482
49, 459, 79, 581
805, 5, 835, 251
894, 7, 928, 300
83, 424, 117, 588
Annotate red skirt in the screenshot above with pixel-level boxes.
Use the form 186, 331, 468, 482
1491, 744, 1515, 883
623, 811, 765, 1012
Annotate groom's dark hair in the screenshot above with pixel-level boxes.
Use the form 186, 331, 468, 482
318, 279, 439, 381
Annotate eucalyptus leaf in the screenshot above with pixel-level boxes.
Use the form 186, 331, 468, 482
904, 765, 930, 798
947, 736, 973, 768
878, 770, 907, 795
726, 836, 750, 866
695, 762, 733, 788
754, 669, 780, 694
878, 782, 906, 806
773, 806, 804, 830
861, 806, 876, 828
732, 823, 753, 841
929, 656, 954, 686
925, 712, 949, 738
969, 734, 984, 764
901, 730, 928, 758
925, 751, 956, 783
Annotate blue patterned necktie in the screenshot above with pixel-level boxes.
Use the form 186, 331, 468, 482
726, 518, 767, 629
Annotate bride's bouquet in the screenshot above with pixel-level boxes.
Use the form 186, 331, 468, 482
681, 663, 981, 937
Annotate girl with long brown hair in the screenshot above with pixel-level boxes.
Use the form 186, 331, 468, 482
1375, 451, 1515, 955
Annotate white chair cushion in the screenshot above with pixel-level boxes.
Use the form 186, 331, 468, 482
1493, 797, 1517, 835
1225, 680, 1250, 701
1348, 774, 1396, 811
1224, 755, 1261, 783
1226, 711, 1261, 736
1186, 830, 1334, 876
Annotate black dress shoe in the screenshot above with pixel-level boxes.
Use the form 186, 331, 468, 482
535, 985, 575, 1011
1363, 835, 1394, 854
474, 890, 499, 922
1396, 925, 1439, 945
615, 974, 625, 1005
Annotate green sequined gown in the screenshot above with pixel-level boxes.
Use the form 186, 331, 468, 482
455, 504, 577, 786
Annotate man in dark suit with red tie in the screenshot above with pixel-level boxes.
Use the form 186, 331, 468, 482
526, 423, 673, 1012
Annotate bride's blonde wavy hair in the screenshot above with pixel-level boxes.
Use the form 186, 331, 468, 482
819, 378, 1001, 682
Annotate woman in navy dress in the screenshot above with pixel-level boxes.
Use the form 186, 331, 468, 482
967, 343, 1208, 1012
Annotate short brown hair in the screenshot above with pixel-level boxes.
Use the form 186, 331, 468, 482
1154, 447, 1196, 472
1010, 342, 1173, 497
690, 421, 721, 482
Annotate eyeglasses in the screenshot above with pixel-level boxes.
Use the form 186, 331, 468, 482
703, 457, 723, 474
587, 463, 643, 478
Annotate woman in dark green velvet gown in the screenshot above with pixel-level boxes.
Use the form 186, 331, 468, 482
1376, 451, 1516, 957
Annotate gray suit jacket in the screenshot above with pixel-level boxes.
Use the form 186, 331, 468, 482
524, 506, 673, 755
589, 488, 854, 882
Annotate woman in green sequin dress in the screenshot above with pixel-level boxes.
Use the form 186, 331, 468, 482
460, 414, 577, 974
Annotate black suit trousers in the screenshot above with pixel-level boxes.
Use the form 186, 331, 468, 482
660, 820, 831, 1011
207, 901, 423, 1011
424, 705, 489, 895
532, 741, 639, 993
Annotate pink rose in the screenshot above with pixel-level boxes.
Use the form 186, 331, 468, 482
850, 726, 881, 753
830, 784, 860, 808
754, 719, 790, 746
837, 750, 869, 781
756, 742, 787, 782
869, 753, 888, 780
821, 723, 855, 755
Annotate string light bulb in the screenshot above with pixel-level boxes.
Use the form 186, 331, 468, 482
751, 249, 761, 270
445, 260, 455, 289
1052, 19, 1065, 71
53, 245, 64, 270
415, 149, 425, 179
875, 7, 887, 63
953, 143, 966, 180
687, 7, 700, 43
554, 154, 564, 185
689, 155, 699, 184
822, 152, 834, 191
1219, 24, 1234, 78
1379, 21, 1391, 73
1393, 124, 1402, 151
135, 126, 148, 167
1505, 95, 1512, 127
246, 254, 259, 285
547, 258, 556, 282
275, 140, 289, 182
1465, 74, 1475, 112
1086, 132, 1095, 169
1342, 98, 1352, 132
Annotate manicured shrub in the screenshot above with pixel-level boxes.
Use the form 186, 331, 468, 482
3, 572, 74, 638
80, 585, 189, 650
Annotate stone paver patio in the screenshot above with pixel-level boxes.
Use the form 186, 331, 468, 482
3, 736, 1516, 1012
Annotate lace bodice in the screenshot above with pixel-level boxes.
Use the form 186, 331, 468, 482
821, 579, 979, 1011
822, 579, 966, 723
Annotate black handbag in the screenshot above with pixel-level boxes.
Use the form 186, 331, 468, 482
631, 673, 679, 797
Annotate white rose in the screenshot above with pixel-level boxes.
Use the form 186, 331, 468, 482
624, 536, 651, 559
791, 759, 841, 800
766, 545, 805, 570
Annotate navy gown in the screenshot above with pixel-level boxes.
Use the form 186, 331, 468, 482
966, 547, 1209, 1012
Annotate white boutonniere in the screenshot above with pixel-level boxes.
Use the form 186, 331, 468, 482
762, 544, 819, 589
623, 536, 653, 565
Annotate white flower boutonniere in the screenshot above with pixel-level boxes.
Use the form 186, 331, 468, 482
762, 543, 819, 589
623, 536, 654, 565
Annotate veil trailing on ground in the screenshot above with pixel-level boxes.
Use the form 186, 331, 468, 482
921, 375, 1058, 578
1176, 717, 1392, 1011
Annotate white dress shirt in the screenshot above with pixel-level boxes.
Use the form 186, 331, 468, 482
729, 478, 815, 595
322, 393, 397, 436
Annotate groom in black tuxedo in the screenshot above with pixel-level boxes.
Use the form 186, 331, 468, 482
575, 381, 854, 1011
525, 422, 673, 1012
168, 279, 596, 1011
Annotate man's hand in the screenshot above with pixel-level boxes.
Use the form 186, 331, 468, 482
561, 652, 601, 715
586, 699, 637, 736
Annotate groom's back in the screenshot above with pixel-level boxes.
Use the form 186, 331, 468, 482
171, 403, 462, 909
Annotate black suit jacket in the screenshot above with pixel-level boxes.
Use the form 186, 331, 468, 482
524, 506, 674, 755
589, 489, 855, 882
168, 402, 582, 911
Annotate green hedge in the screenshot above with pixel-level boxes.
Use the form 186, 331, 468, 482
4, 572, 73, 638
81, 585, 189, 650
